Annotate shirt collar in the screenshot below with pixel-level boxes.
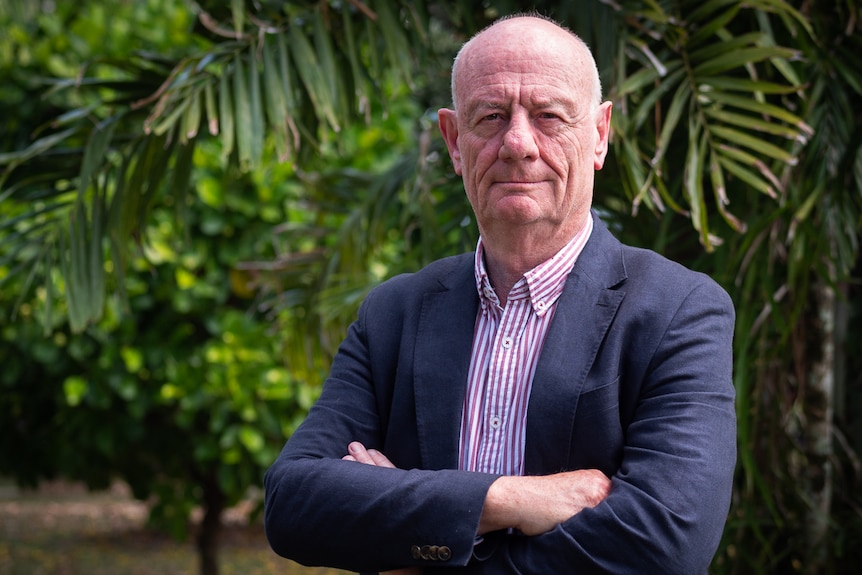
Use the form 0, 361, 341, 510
474, 214, 593, 316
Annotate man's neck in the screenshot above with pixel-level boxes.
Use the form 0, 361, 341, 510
481, 215, 589, 304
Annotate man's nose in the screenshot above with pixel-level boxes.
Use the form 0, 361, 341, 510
499, 114, 539, 161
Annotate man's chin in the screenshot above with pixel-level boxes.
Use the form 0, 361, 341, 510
490, 195, 547, 223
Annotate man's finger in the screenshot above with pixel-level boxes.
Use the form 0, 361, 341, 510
345, 442, 397, 468
366, 448, 396, 468
346, 441, 376, 464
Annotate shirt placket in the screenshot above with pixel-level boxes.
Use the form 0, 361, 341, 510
476, 295, 531, 474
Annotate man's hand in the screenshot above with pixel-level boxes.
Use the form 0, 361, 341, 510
343, 442, 421, 575
479, 469, 611, 536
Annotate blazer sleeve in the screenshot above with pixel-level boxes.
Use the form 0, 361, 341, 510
263, 278, 498, 573
482, 273, 737, 575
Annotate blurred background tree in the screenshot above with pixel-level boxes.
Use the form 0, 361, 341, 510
1, 1, 861, 574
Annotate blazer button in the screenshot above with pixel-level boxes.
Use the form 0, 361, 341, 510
438, 546, 452, 561
420, 545, 431, 560
429, 545, 440, 560
411, 545, 421, 560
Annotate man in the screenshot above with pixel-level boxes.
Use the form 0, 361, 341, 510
264, 14, 736, 575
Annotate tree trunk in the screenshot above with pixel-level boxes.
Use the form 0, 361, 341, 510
804, 279, 835, 573
197, 474, 226, 575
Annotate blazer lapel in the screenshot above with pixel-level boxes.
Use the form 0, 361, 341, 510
412, 259, 479, 470
524, 215, 627, 475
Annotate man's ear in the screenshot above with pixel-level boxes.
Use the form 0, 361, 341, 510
438, 108, 462, 176
593, 101, 613, 170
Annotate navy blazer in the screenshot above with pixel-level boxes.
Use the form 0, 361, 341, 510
264, 213, 737, 574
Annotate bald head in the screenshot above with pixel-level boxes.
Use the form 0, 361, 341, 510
451, 16, 603, 112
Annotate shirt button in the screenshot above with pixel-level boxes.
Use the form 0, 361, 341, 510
502, 337, 512, 349
536, 300, 547, 310
490, 415, 502, 429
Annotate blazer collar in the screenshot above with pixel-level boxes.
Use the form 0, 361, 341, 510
412, 257, 479, 470
524, 212, 628, 474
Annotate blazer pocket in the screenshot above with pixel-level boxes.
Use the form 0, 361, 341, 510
570, 376, 623, 473
578, 376, 621, 415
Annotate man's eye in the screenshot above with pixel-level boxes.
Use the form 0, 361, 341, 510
483, 113, 501, 121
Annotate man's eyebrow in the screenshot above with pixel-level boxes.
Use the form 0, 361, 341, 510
464, 101, 506, 117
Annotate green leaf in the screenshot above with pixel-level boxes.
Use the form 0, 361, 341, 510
9, 238, 50, 325
276, 32, 296, 110
63, 376, 88, 407
247, 42, 264, 165
313, 9, 347, 125
137, 137, 173, 230
686, 2, 740, 48
204, 82, 218, 136
652, 172, 687, 215
107, 148, 133, 249
375, 0, 413, 88
363, 13, 382, 90
233, 52, 253, 168
0, 201, 72, 233
219, 64, 235, 163
616, 64, 662, 98
0, 127, 78, 188
183, 86, 202, 142
77, 120, 117, 202
118, 135, 172, 240
42, 249, 55, 335
717, 154, 776, 198
630, 67, 686, 131
290, 22, 340, 133
60, 213, 83, 332
684, 118, 708, 244
40, 104, 99, 132
688, 32, 767, 65
238, 425, 265, 454
699, 76, 801, 95
0, 127, 77, 165
792, 183, 822, 223
171, 139, 196, 237
230, 0, 244, 37
651, 80, 691, 167
704, 90, 812, 135
704, 107, 803, 141
710, 125, 797, 164
710, 149, 746, 232
341, 1, 367, 103
276, 32, 301, 155
88, 186, 106, 321
694, 46, 799, 77
151, 95, 191, 137
262, 37, 292, 162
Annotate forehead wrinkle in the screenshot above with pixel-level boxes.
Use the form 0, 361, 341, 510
451, 17, 602, 111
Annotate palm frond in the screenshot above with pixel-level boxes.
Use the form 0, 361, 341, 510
610, 0, 811, 249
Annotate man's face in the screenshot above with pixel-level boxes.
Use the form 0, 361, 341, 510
439, 21, 612, 241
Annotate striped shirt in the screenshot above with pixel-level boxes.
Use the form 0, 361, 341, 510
458, 216, 593, 476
